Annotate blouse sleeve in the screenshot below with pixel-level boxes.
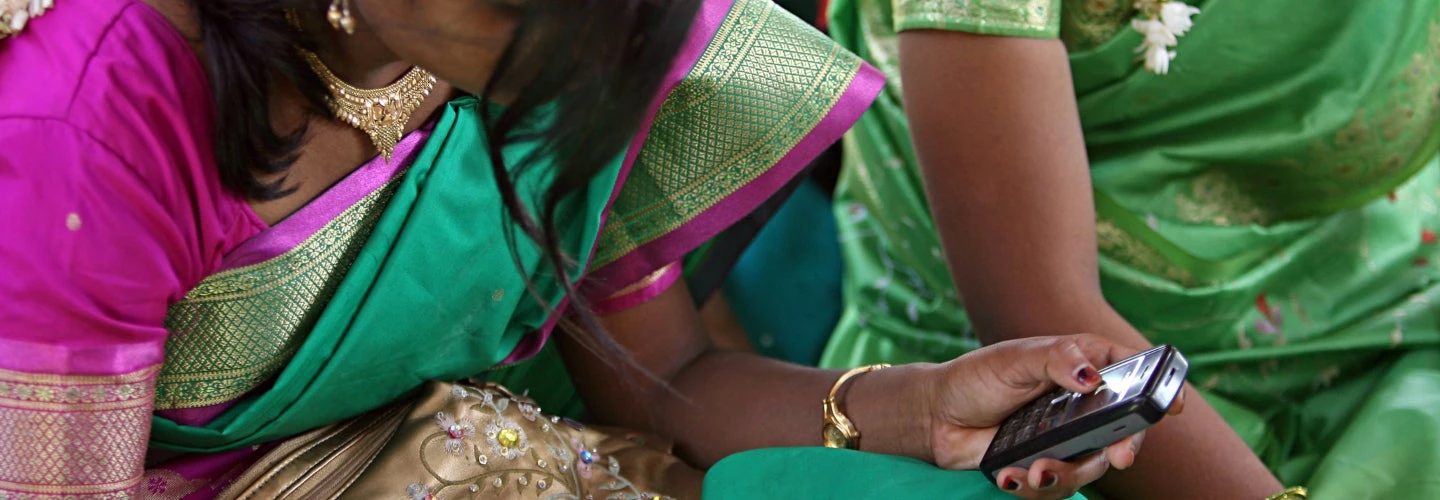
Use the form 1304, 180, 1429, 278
0, 3, 237, 496
0, 119, 185, 498
892, 0, 1062, 38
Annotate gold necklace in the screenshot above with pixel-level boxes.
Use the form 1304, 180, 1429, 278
298, 49, 436, 161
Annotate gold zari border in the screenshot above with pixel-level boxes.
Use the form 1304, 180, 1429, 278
0, 365, 157, 498
157, 174, 402, 410
593, 0, 864, 266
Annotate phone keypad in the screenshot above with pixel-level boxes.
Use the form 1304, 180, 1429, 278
992, 388, 1067, 453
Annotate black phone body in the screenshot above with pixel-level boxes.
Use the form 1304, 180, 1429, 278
979, 345, 1189, 481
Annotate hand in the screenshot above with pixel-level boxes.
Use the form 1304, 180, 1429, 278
921, 335, 1186, 499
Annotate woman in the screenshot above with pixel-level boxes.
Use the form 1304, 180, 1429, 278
822, 0, 1439, 498
0, 0, 1153, 498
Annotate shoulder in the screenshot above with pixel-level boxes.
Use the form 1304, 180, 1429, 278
0, 0, 213, 172
619, 0, 872, 219
592, 0, 880, 273
1, 0, 204, 118
1, 0, 215, 182
0, 0, 246, 285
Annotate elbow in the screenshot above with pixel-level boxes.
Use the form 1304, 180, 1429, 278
961, 286, 1115, 346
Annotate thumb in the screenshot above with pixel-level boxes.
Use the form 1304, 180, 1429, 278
1017, 337, 1105, 395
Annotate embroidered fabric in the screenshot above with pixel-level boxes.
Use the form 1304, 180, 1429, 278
0, 366, 159, 499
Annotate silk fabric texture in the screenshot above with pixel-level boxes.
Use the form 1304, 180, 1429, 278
822, 0, 1440, 498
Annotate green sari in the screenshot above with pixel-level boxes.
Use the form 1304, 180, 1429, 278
823, 0, 1440, 498
126, 0, 1057, 497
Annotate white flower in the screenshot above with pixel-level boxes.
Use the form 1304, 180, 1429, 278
1138, 42, 1177, 75
1131, 18, 1177, 47
516, 402, 540, 422
484, 418, 530, 460
435, 411, 476, 456
1158, 2, 1201, 36
1129, 2, 1199, 75
8, 9, 26, 32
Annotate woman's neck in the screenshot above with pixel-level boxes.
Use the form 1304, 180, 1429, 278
305, 17, 411, 89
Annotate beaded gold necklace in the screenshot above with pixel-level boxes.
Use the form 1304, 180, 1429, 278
298, 49, 436, 161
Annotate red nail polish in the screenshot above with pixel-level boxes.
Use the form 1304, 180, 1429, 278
1077, 367, 1099, 384
1002, 479, 1021, 491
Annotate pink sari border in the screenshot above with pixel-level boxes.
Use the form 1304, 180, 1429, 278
587, 62, 886, 292
219, 127, 433, 271
589, 264, 683, 315
156, 399, 235, 427
496, 0, 736, 365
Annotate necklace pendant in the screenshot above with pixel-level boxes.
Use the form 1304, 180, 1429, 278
298, 49, 435, 164
369, 119, 404, 162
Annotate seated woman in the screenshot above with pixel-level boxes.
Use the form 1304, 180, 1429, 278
0, 0, 1156, 498
822, 0, 1440, 498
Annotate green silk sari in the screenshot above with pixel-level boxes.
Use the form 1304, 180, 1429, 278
137, 1, 1050, 497
823, 0, 1440, 498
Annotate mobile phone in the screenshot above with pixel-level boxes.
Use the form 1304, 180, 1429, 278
979, 344, 1188, 482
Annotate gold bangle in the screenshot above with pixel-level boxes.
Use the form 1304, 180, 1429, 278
821, 363, 891, 450
1265, 486, 1308, 500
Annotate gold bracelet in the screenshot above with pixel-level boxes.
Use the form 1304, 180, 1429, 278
1265, 486, 1308, 500
821, 363, 891, 450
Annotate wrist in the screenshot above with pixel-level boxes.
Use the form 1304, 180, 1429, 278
844, 362, 940, 463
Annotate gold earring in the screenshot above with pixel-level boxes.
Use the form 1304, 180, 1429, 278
326, 0, 355, 34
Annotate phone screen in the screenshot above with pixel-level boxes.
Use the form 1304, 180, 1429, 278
1070, 355, 1148, 416
1035, 352, 1158, 433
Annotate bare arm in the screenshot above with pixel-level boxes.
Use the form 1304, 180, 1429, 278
559, 283, 933, 467
896, 30, 1281, 499
561, 279, 1143, 499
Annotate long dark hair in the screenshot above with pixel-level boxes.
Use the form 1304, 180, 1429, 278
191, 0, 699, 359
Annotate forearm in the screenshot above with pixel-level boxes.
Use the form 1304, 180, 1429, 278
660, 350, 934, 467
895, 30, 1281, 498
977, 301, 1282, 499
573, 342, 933, 468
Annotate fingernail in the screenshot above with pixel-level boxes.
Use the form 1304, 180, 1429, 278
1002, 478, 1021, 491
1076, 366, 1099, 384
1039, 471, 1058, 489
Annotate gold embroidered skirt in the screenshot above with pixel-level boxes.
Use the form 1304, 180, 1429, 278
217, 382, 701, 499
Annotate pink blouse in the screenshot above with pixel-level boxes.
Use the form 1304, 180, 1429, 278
0, 0, 259, 496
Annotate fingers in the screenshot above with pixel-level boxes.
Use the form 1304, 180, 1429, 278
1040, 337, 1105, 394
1168, 386, 1187, 415
1104, 431, 1144, 470
992, 334, 1142, 395
1069, 333, 1142, 370
994, 454, 1111, 499
993, 467, 1031, 496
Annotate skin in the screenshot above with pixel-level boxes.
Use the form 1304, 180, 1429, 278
895, 30, 1284, 499
697, 293, 760, 352
144, 2, 1154, 497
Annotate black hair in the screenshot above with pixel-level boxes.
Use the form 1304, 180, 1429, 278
191, 0, 699, 361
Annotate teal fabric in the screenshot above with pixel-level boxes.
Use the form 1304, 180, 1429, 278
705, 447, 1085, 499
722, 178, 844, 365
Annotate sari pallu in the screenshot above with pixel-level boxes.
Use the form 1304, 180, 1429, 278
145, 0, 884, 455
822, 0, 1440, 498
